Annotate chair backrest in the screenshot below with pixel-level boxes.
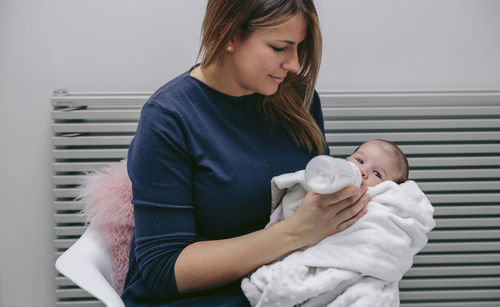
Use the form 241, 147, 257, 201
55, 226, 125, 307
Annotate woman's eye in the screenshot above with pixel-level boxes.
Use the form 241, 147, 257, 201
271, 46, 285, 52
373, 171, 382, 179
356, 158, 364, 164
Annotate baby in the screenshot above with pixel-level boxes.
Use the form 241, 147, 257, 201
347, 139, 409, 187
242, 139, 435, 307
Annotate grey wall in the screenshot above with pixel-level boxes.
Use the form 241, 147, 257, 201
0, 1, 499, 306
316, 0, 500, 90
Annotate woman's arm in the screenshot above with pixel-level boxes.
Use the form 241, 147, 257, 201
175, 186, 369, 293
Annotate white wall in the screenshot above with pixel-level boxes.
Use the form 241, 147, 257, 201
0, 1, 499, 306
315, 0, 500, 90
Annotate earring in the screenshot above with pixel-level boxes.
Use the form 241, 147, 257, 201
226, 45, 233, 52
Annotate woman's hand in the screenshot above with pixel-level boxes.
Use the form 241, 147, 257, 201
287, 186, 370, 248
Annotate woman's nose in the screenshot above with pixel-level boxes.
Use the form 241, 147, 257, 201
283, 50, 300, 73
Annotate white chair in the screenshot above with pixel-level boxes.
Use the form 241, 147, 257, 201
55, 226, 125, 307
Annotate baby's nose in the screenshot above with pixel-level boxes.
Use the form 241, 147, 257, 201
359, 165, 368, 178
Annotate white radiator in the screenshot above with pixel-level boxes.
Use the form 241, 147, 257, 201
52, 90, 500, 306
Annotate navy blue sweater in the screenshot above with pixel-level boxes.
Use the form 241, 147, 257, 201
122, 68, 327, 306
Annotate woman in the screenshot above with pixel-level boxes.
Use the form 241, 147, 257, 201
122, 0, 370, 305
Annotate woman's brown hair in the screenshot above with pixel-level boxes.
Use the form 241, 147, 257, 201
198, 0, 325, 154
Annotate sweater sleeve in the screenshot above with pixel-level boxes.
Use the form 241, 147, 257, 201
127, 101, 196, 299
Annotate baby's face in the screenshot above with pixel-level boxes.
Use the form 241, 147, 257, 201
347, 141, 401, 187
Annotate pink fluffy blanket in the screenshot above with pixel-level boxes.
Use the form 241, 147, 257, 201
78, 160, 134, 294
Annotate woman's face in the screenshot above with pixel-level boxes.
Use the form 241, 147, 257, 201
228, 13, 307, 96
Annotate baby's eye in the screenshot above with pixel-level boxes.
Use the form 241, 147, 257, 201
356, 158, 364, 164
373, 171, 382, 179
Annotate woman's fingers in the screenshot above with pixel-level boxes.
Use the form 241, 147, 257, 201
334, 192, 370, 227
316, 185, 363, 204
290, 185, 370, 246
317, 186, 368, 211
336, 207, 368, 232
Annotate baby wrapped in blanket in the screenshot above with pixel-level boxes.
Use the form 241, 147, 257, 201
241, 140, 436, 307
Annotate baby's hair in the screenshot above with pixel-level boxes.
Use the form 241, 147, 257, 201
353, 139, 409, 184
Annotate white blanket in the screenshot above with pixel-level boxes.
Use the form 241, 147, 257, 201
241, 170, 435, 307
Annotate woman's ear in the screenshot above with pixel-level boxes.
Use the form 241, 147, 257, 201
227, 31, 244, 52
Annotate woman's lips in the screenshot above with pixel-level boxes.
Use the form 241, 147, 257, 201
269, 75, 285, 83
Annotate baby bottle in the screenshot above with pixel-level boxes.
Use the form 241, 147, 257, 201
304, 155, 362, 194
